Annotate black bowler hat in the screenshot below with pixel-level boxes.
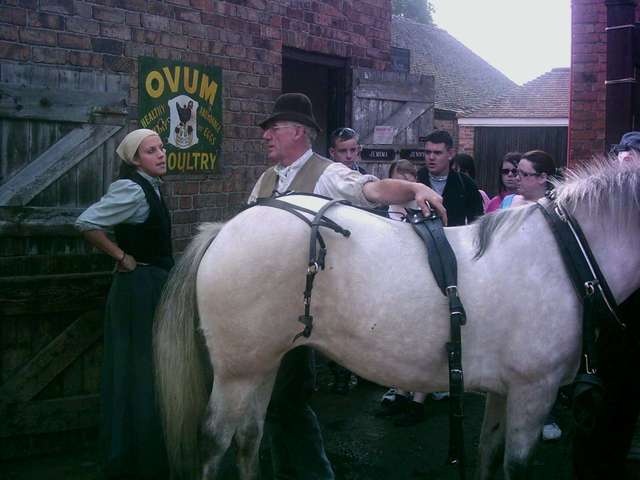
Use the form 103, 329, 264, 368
259, 93, 320, 133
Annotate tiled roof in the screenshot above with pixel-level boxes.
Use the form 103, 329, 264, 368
464, 68, 570, 118
391, 16, 517, 114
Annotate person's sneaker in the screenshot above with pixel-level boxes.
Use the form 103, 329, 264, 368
375, 393, 410, 417
542, 422, 562, 441
394, 401, 425, 427
380, 388, 396, 403
431, 391, 450, 400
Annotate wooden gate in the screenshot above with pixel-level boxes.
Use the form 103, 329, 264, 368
0, 64, 128, 459
351, 68, 434, 178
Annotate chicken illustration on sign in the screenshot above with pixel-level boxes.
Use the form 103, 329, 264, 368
169, 96, 198, 149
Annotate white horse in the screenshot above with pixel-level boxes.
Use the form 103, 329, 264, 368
154, 159, 640, 480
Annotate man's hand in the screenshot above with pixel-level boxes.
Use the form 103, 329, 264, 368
414, 184, 447, 225
362, 179, 447, 225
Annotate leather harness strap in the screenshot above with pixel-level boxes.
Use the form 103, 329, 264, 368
297, 197, 353, 341
250, 195, 351, 341
408, 210, 467, 479
537, 197, 624, 431
537, 198, 623, 372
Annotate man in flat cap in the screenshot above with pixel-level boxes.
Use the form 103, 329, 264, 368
611, 131, 640, 163
250, 93, 445, 480
572, 130, 640, 479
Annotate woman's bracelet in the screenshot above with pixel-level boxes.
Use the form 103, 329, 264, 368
117, 251, 126, 263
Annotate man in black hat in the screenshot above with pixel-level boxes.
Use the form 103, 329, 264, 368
250, 93, 445, 214
250, 93, 445, 480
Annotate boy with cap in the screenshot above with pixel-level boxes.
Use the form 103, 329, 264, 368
328, 126, 367, 174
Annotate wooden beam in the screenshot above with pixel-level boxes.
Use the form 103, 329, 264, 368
360, 102, 433, 144
0, 253, 112, 277
0, 83, 127, 123
0, 207, 83, 237
0, 310, 103, 403
0, 124, 122, 206
0, 394, 99, 437
355, 83, 433, 103
0, 273, 111, 316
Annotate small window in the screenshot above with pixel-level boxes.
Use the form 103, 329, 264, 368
391, 47, 410, 72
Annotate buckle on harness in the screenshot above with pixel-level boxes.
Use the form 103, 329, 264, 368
584, 354, 597, 375
584, 280, 597, 297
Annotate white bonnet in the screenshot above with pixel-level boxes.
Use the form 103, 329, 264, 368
115, 129, 160, 164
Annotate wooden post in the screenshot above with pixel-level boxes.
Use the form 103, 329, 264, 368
605, 0, 638, 151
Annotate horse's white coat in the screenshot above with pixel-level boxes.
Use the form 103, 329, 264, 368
155, 160, 640, 480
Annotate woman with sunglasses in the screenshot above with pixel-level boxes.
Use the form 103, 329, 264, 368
503, 149, 564, 441
510, 149, 557, 207
486, 152, 522, 213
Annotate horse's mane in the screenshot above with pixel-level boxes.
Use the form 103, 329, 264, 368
474, 157, 640, 258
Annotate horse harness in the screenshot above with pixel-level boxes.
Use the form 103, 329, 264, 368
249, 193, 469, 479
536, 196, 624, 423
407, 210, 468, 478
249, 194, 352, 341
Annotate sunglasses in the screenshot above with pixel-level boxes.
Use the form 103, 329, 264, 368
331, 127, 357, 139
517, 170, 541, 178
500, 168, 518, 176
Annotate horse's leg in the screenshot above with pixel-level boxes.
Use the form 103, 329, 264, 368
201, 373, 276, 480
476, 393, 506, 480
234, 376, 277, 480
502, 384, 557, 480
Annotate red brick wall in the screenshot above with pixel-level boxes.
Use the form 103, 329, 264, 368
569, 0, 607, 166
0, 0, 391, 250
457, 125, 474, 154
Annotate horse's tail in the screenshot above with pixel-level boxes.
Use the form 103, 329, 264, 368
153, 222, 222, 478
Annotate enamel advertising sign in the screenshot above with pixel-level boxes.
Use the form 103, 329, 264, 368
139, 57, 222, 174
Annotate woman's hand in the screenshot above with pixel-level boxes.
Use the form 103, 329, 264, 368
82, 230, 138, 272
117, 253, 137, 272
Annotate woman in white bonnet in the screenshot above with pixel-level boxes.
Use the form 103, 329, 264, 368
76, 128, 172, 479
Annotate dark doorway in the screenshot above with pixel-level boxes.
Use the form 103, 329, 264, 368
282, 49, 348, 156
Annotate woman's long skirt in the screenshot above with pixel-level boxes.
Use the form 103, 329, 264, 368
101, 266, 169, 480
